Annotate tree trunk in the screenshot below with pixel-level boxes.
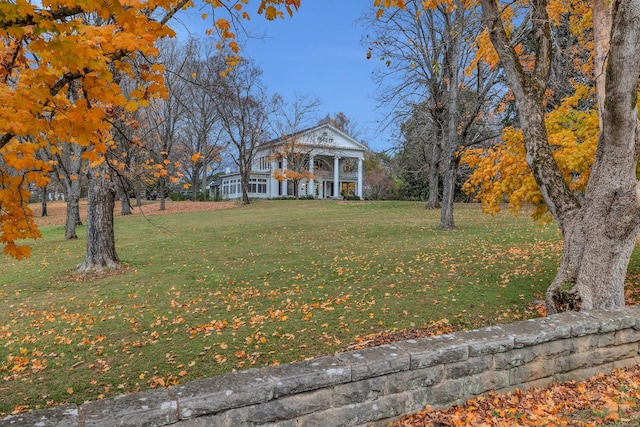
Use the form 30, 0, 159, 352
425, 120, 441, 209
593, 0, 612, 129
159, 177, 167, 211
241, 180, 250, 205
440, 160, 458, 230
426, 162, 440, 208
438, 7, 462, 230
77, 162, 119, 273
191, 164, 199, 201
64, 179, 82, 240
134, 180, 142, 207
201, 166, 209, 200
239, 161, 251, 205
41, 185, 48, 216
547, 2, 640, 311
120, 189, 131, 215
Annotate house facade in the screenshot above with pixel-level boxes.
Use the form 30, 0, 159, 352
215, 124, 367, 200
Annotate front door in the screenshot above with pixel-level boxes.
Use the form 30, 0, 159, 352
325, 182, 333, 199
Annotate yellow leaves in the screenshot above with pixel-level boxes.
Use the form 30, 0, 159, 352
191, 153, 202, 163
256, 0, 299, 20
215, 18, 231, 32
264, 6, 280, 20
374, 0, 409, 18
469, 29, 499, 73
124, 99, 139, 112
462, 85, 598, 221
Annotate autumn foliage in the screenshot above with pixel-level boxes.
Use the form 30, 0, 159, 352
462, 86, 599, 221
392, 365, 640, 426
0, 0, 299, 259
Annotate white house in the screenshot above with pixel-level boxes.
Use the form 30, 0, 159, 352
215, 123, 367, 199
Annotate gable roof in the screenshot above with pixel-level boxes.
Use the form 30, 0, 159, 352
261, 123, 368, 152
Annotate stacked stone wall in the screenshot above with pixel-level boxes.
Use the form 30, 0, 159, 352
4, 308, 640, 427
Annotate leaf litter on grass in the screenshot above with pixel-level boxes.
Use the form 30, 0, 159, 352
4, 201, 640, 419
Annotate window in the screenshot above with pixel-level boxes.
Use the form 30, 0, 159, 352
222, 179, 242, 195
341, 182, 356, 197
248, 178, 267, 194
259, 156, 271, 171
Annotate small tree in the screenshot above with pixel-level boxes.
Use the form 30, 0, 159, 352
271, 94, 321, 198
215, 60, 281, 205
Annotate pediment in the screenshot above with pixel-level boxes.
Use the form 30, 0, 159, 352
297, 124, 367, 152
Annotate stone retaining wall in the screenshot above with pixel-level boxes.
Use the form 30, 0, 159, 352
4, 308, 640, 427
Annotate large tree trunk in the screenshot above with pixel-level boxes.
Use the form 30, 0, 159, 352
134, 180, 142, 207
201, 166, 209, 200
77, 162, 119, 273
440, 123, 457, 230
438, 7, 462, 230
439, 166, 455, 230
547, 2, 640, 311
593, 0, 612, 129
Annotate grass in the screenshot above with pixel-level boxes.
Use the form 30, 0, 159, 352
0, 200, 637, 416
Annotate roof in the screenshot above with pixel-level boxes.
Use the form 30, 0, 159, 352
260, 123, 368, 152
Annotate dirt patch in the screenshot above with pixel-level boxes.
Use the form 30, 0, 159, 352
32, 200, 238, 227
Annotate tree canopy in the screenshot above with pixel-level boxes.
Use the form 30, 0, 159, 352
0, 0, 299, 258
375, 0, 640, 312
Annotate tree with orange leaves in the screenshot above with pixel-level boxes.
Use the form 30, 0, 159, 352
376, 0, 640, 313
0, 0, 299, 265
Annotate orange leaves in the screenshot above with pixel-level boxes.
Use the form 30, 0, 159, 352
188, 319, 228, 337
1, 0, 302, 259
257, 0, 300, 20
2, 350, 48, 381
392, 365, 640, 426
469, 30, 500, 73
462, 85, 598, 221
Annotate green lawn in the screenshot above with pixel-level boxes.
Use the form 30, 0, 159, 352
0, 200, 637, 415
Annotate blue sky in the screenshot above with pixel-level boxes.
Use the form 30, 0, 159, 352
174, 1, 396, 151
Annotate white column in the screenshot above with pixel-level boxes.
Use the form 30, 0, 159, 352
270, 160, 278, 197
357, 157, 363, 199
281, 157, 288, 196
308, 154, 314, 197
333, 156, 340, 198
